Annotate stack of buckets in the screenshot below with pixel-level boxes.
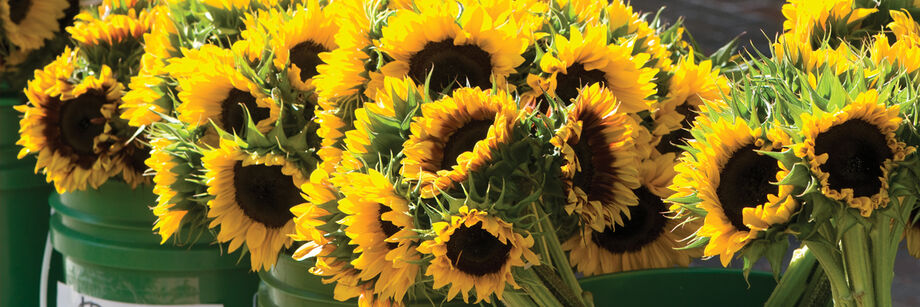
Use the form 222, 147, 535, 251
0, 87, 54, 306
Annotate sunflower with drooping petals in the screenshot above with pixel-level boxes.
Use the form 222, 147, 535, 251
378, 1, 526, 96
147, 137, 188, 243
781, 0, 877, 37
292, 168, 383, 304
869, 10, 920, 75
120, 5, 179, 127
334, 170, 420, 302
313, 0, 380, 105
66, 7, 152, 47
173, 46, 279, 141
16, 54, 124, 193
794, 90, 912, 217
400, 87, 517, 198
553, 84, 640, 232
564, 153, 701, 275
670, 118, 795, 266
203, 139, 305, 271
528, 24, 657, 112
652, 58, 729, 156
417, 206, 540, 304
0, 0, 68, 50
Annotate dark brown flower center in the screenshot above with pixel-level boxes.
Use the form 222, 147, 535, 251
378, 205, 401, 250
554, 63, 607, 104
56, 91, 107, 168
408, 39, 493, 95
814, 119, 892, 198
445, 222, 511, 276
220, 88, 271, 134
591, 187, 668, 253
716, 144, 779, 231
571, 138, 596, 195
232, 163, 300, 229
289, 41, 328, 83
440, 119, 493, 170
570, 113, 618, 202
8, 0, 32, 24
127, 143, 151, 175
656, 102, 697, 154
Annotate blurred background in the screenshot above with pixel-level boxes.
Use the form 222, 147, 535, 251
632, 0, 785, 55
628, 1, 920, 306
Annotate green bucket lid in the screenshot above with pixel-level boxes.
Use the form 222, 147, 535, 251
579, 268, 778, 306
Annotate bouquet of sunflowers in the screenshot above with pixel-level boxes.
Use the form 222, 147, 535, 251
16, 0, 156, 193
126, 0, 751, 305
669, 1, 920, 307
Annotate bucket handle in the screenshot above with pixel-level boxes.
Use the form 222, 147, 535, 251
40, 207, 54, 307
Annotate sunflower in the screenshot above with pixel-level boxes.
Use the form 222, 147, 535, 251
870, 11, 920, 75
148, 138, 187, 243
313, 0, 378, 105
603, 0, 674, 72
203, 139, 305, 271
0, 0, 68, 50
115, 138, 151, 188
417, 206, 540, 304
400, 87, 517, 198
528, 24, 656, 112
652, 58, 729, 155
66, 7, 151, 47
553, 84, 640, 232
120, 5, 178, 127
270, 2, 337, 92
16, 56, 124, 193
794, 90, 911, 217
781, 0, 877, 39
173, 45, 279, 141
333, 170, 420, 302
234, 1, 337, 92
340, 76, 419, 173
564, 154, 701, 275
773, 31, 856, 75
378, 1, 526, 96
670, 119, 796, 266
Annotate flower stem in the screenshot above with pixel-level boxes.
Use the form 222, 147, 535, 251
530, 203, 589, 307
805, 240, 854, 307
840, 224, 875, 307
765, 246, 822, 307
514, 269, 566, 307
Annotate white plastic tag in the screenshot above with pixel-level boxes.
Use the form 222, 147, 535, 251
56, 282, 223, 307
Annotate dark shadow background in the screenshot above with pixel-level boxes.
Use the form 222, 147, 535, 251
632, 0, 784, 55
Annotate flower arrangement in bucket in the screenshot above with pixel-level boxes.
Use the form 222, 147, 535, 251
668, 2, 920, 307
283, 0, 740, 305
16, 0, 154, 193
132, 0, 340, 271
129, 0, 766, 305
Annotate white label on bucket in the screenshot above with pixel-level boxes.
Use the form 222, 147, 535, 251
57, 282, 223, 307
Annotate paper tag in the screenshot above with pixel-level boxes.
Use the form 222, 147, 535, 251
57, 282, 223, 307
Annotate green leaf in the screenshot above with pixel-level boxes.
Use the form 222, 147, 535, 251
776, 163, 814, 187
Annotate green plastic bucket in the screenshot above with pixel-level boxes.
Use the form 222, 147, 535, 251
579, 268, 778, 306
0, 89, 54, 307
50, 180, 260, 306
257, 254, 476, 306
